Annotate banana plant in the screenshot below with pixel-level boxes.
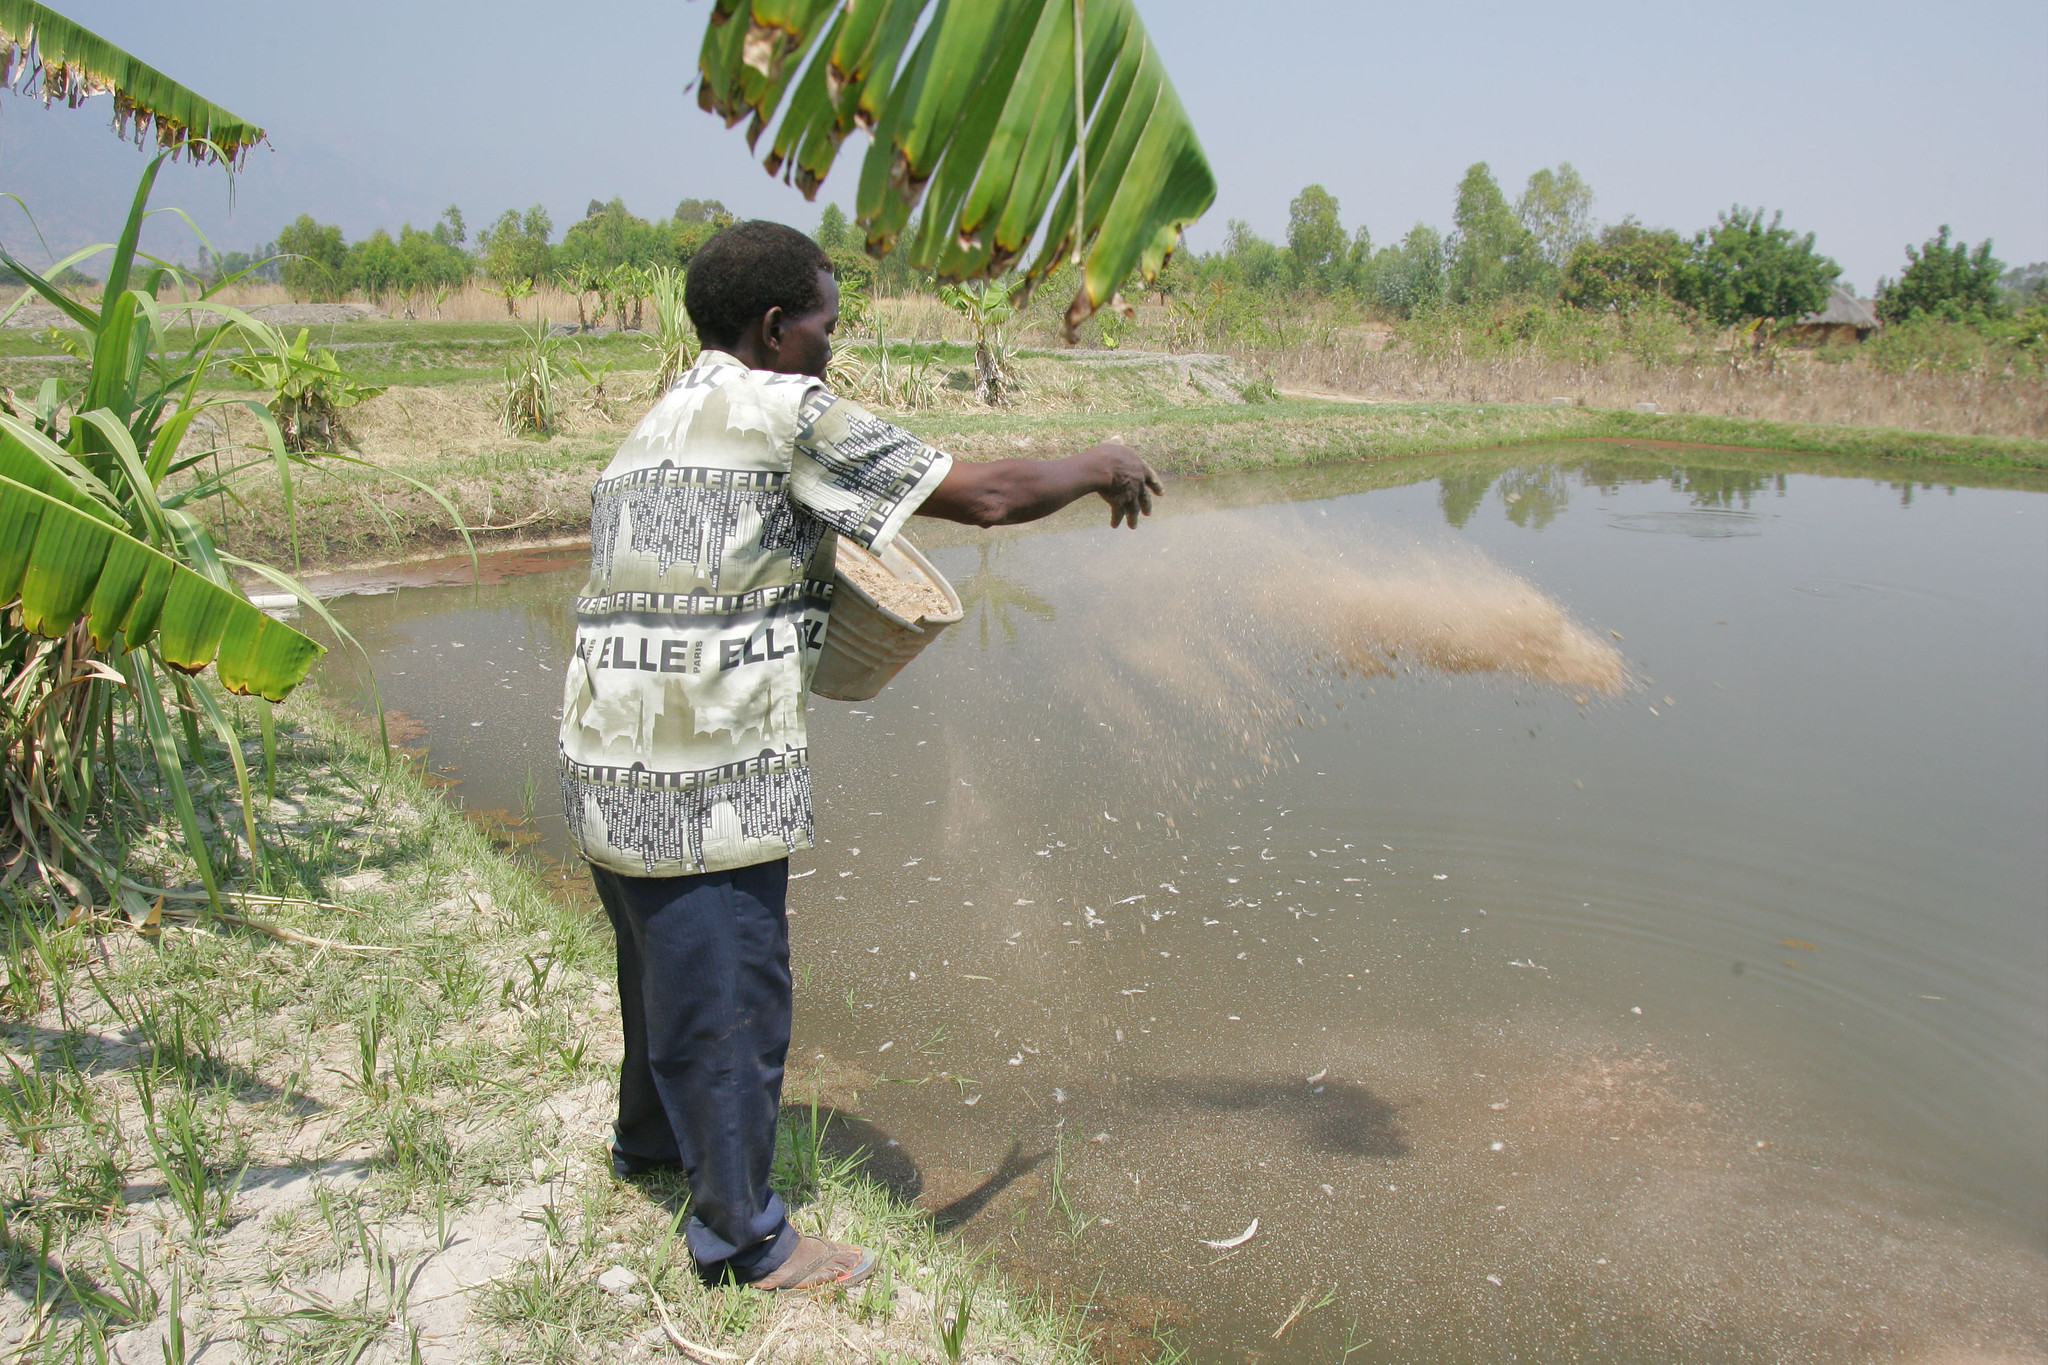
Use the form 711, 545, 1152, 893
225, 325, 387, 453
697, 0, 1214, 339
0, 0, 264, 165
557, 262, 605, 331
937, 278, 1022, 403
606, 264, 651, 331
0, 155, 464, 918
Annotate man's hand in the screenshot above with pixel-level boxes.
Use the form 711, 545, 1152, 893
1090, 441, 1163, 529
918, 441, 1164, 529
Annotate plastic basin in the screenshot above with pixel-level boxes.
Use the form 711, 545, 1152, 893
810, 534, 963, 701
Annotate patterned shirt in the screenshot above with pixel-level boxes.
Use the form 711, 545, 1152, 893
557, 350, 953, 877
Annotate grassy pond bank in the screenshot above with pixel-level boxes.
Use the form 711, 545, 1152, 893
0, 698, 1117, 1364
195, 386, 2048, 573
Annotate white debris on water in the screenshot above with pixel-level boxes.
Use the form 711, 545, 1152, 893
1200, 1219, 1259, 1251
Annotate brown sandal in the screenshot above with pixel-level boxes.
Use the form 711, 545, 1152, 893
744, 1235, 877, 1291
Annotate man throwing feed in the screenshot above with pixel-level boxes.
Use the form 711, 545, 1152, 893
557, 220, 1159, 1289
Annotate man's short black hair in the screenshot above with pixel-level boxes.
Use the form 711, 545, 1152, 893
684, 220, 834, 349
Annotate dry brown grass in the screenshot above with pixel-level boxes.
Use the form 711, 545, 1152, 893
16, 276, 2040, 444
7, 280, 626, 325
1007, 294, 2048, 442
312, 349, 1242, 470
1247, 332, 2048, 441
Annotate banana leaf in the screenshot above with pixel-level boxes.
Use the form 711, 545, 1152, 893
0, 0, 264, 165
0, 474, 322, 702
699, 0, 1214, 338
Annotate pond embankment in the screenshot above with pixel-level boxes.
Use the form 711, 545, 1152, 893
210, 388, 2048, 574
0, 696, 1114, 1364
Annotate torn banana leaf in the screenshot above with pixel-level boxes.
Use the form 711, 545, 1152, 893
699, 0, 1214, 339
0, 0, 265, 165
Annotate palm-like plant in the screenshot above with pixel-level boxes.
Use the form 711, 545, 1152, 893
0, 155, 464, 918
606, 264, 651, 331
225, 325, 387, 453
558, 262, 605, 331
698, 0, 1214, 340
0, 159, 320, 911
482, 277, 536, 319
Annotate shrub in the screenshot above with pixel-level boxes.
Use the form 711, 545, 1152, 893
1865, 315, 2043, 378
1876, 226, 2007, 326
276, 214, 347, 300
1364, 225, 1446, 319
478, 205, 556, 290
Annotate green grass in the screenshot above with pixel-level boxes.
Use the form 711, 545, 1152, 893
0, 322, 995, 395
0, 321, 667, 392
898, 396, 2048, 474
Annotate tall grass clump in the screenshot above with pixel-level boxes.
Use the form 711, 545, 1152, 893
502, 316, 566, 435
641, 265, 695, 398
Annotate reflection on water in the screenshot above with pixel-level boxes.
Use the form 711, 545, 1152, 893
313, 445, 2048, 1363
954, 541, 1059, 647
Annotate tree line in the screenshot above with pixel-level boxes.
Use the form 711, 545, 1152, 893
1171, 162, 2042, 334
224, 162, 2041, 339
213, 197, 740, 304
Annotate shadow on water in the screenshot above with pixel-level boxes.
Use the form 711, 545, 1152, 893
776, 1077, 1404, 1226
772, 1106, 1053, 1233
801, 1106, 924, 1203
1130, 1075, 1410, 1159
927, 1140, 1051, 1231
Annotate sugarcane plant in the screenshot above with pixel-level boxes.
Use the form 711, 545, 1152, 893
0, 155, 466, 922
502, 315, 566, 434
641, 265, 695, 397
696, 0, 1215, 341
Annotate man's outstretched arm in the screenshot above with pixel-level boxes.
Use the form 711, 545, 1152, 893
916, 442, 1162, 530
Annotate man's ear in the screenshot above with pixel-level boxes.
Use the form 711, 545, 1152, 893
759, 305, 787, 353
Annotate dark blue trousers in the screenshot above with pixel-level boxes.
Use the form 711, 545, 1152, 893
590, 859, 798, 1281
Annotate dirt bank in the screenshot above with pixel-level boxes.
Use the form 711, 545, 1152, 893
203, 394, 2048, 577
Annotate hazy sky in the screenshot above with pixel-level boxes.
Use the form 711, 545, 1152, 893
4, 0, 2042, 293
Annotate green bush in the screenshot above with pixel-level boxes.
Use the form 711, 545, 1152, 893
1673, 207, 1840, 326
1865, 315, 2044, 377
1876, 226, 2007, 326
1562, 219, 1688, 312
274, 210, 471, 303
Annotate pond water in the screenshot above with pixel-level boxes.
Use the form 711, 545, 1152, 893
312, 443, 2048, 1363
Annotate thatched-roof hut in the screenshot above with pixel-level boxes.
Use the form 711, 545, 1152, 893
1786, 288, 1880, 344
